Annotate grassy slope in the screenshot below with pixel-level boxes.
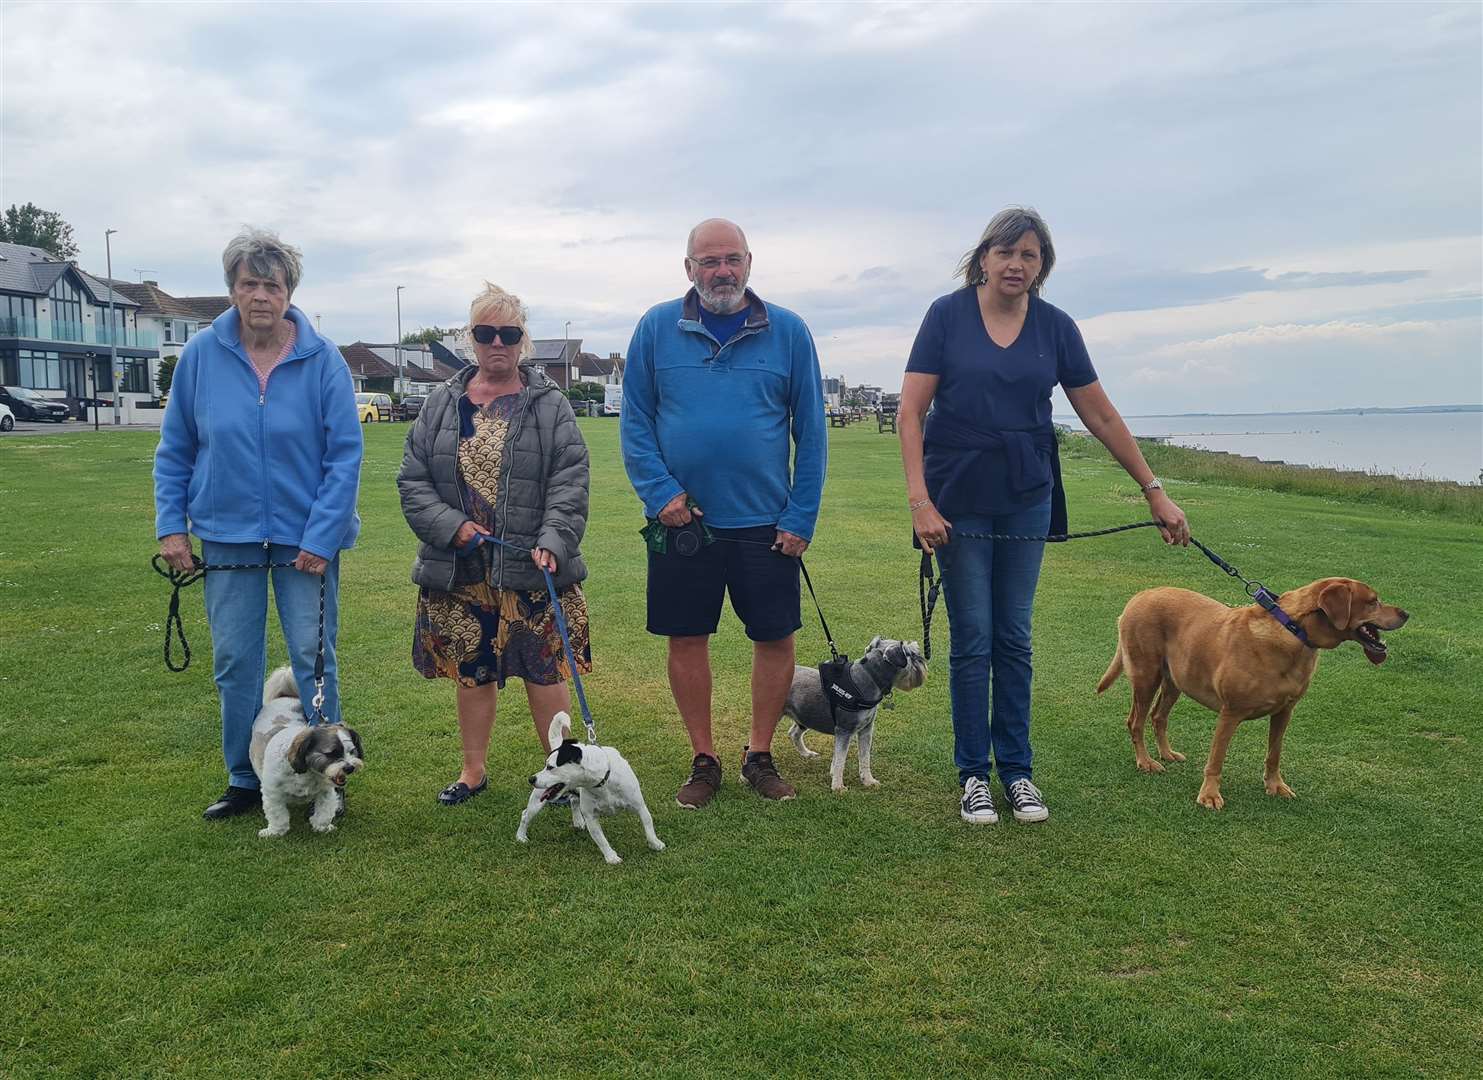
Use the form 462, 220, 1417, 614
1, 421, 1480, 1079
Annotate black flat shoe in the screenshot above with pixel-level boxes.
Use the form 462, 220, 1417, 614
203, 785, 262, 821
437, 776, 488, 806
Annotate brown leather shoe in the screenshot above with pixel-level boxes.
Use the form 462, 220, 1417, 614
740, 746, 796, 801
676, 753, 722, 809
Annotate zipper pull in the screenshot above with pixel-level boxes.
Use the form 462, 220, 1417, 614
258, 392, 265, 406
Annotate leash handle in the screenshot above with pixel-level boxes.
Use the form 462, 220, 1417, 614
919, 551, 941, 662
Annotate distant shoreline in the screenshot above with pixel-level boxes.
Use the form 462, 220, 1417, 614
1060, 404, 1481, 419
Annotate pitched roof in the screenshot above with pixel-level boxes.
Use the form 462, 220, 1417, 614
340, 342, 400, 379
0, 241, 134, 305
528, 338, 581, 364
576, 352, 614, 377
105, 281, 229, 320
75, 271, 140, 308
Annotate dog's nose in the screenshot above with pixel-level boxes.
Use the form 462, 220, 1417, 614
1396, 609, 1410, 624
528, 775, 537, 786
343, 764, 355, 775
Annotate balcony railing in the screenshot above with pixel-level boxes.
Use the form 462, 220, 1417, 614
0, 314, 159, 349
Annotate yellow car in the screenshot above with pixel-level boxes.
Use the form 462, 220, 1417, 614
356, 392, 392, 423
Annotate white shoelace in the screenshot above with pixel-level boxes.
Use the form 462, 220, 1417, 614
1007, 778, 1044, 810
962, 778, 995, 814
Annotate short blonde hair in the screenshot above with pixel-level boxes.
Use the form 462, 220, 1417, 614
468, 281, 532, 360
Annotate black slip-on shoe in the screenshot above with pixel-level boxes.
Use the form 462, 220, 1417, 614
437, 775, 489, 806
203, 785, 262, 821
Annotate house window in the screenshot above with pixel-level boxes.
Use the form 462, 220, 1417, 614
19, 349, 63, 389
2, 294, 38, 335
48, 277, 83, 340
121, 358, 151, 393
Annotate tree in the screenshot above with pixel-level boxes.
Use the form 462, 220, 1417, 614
401, 326, 451, 346
0, 203, 80, 260
156, 355, 178, 398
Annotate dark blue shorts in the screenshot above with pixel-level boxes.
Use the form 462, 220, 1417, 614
646, 524, 801, 642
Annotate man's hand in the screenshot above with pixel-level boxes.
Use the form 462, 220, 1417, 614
531, 547, 558, 573
294, 550, 329, 575
658, 493, 701, 527
159, 533, 196, 573
1147, 490, 1190, 547
454, 521, 492, 548
772, 529, 809, 558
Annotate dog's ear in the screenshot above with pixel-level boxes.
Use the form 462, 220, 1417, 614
288, 729, 314, 774
555, 740, 583, 766
1319, 581, 1354, 629
547, 711, 572, 750
868, 636, 883, 653
345, 727, 364, 760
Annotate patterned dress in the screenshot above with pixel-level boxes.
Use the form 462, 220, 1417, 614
413, 392, 592, 688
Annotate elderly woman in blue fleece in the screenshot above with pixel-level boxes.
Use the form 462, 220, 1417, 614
900, 206, 1188, 828
154, 227, 362, 822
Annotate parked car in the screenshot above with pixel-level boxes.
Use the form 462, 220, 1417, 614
602, 383, 623, 417
355, 392, 393, 423
0, 401, 13, 431
0, 386, 69, 423
396, 394, 426, 421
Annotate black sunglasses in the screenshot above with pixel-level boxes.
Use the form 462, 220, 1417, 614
471, 324, 524, 346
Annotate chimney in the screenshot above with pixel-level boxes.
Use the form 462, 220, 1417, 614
144, 280, 159, 287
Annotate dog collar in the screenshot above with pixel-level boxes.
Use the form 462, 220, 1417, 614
593, 766, 611, 789
1253, 587, 1315, 649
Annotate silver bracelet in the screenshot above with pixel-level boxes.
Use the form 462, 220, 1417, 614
908, 497, 931, 511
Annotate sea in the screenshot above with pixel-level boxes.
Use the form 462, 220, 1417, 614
1053, 409, 1482, 485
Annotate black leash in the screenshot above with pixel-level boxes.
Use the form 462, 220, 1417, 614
918, 520, 1301, 659
709, 533, 842, 662
152, 552, 331, 718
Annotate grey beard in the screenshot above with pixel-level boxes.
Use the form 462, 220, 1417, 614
696, 280, 747, 314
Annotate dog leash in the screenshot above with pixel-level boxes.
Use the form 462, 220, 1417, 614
705, 533, 843, 663
462, 534, 598, 743
918, 520, 1310, 659
151, 550, 332, 720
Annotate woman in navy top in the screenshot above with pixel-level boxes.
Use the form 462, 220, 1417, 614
899, 207, 1189, 827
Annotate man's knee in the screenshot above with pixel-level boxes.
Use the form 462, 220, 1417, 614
668, 634, 710, 659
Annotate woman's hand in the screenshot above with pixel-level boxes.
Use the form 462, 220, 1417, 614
294, 550, 329, 575
911, 501, 953, 555
531, 548, 558, 573
159, 533, 196, 573
1147, 490, 1190, 546
454, 521, 492, 548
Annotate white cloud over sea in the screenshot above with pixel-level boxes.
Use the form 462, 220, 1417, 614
2, 1, 1479, 414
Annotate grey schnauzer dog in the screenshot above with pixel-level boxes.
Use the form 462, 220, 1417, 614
784, 637, 927, 791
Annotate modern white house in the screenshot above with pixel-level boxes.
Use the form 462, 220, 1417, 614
0, 241, 161, 421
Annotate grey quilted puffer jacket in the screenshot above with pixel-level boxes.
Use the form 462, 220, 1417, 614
397, 365, 589, 592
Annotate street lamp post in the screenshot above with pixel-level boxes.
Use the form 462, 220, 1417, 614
105, 229, 120, 426
564, 320, 572, 390
395, 285, 405, 399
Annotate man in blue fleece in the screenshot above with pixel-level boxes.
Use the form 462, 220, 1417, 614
622, 218, 827, 807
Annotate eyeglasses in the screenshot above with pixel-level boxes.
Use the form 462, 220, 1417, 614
688, 254, 747, 271
471, 324, 524, 346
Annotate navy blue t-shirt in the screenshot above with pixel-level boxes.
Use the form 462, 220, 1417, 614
906, 289, 1098, 515
699, 303, 750, 347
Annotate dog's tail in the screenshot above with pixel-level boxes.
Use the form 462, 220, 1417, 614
263, 665, 300, 706
1096, 646, 1124, 695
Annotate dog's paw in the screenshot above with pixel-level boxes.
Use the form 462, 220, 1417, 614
1161, 750, 1186, 762
831, 781, 847, 793
1196, 788, 1225, 811
1137, 758, 1166, 774
515, 830, 528, 843
311, 821, 336, 834
648, 838, 666, 852
604, 853, 623, 866
860, 776, 881, 789
258, 826, 289, 838
1265, 780, 1296, 799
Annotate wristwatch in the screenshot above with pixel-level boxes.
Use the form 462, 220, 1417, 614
1140, 478, 1163, 493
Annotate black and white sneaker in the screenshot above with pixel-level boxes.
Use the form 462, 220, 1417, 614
1005, 778, 1049, 822
960, 776, 999, 824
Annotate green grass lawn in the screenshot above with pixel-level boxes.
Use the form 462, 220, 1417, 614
2, 420, 1480, 1079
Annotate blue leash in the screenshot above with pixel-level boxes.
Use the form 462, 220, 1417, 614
461, 534, 596, 743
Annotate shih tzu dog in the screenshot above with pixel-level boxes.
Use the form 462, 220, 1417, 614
249, 666, 364, 838
784, 637, 928, 791
516, 712, 664, 865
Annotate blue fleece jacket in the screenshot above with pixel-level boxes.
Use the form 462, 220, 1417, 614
153, 305, 363, 559
621, 288, 827, 540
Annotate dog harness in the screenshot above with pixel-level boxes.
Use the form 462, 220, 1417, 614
818, 656, 885, 726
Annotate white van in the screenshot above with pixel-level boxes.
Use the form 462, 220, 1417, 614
602, 384, 623, 417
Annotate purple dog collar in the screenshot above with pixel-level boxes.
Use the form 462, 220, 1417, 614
1251, 586, 1315, 648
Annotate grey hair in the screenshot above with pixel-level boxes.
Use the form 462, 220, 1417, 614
956, 206, 1056, 294
222, 226, 304, 295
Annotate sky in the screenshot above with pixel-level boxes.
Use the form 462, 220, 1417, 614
3, 1, 1480, 414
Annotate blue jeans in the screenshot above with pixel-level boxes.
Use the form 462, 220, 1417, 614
935, 499, 1051, 787
202, 541, 341, 790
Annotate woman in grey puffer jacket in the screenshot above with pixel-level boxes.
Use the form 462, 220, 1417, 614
397, 282, 591, 806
